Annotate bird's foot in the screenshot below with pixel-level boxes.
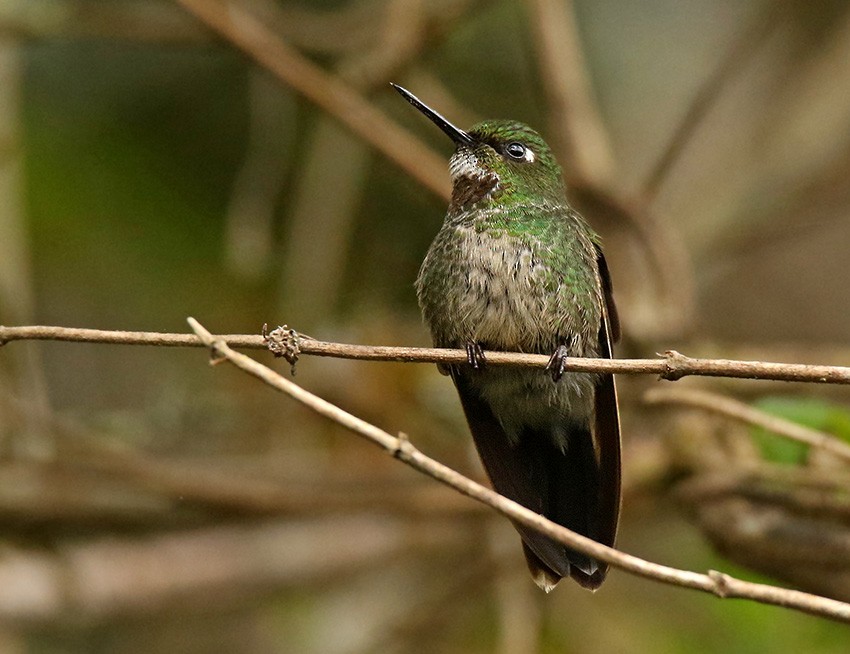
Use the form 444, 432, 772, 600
466, 341, 487, 370
546, 344, 569, 383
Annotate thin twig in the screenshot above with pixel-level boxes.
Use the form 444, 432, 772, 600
2, 324, 850, 385
645, 387, 850, 464
676, 468, 850, 523
174, 0, 450, 200
643, 2, 782, 200
0, 325, 263, 348
187, 317, 850, 623
523, 0, 614, 186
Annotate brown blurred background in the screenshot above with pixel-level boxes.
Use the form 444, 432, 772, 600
1, 0, 849, 652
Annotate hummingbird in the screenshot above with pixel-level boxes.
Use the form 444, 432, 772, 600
392, 84, 621, 591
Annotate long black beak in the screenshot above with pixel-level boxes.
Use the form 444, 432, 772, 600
391, 83, 475, 147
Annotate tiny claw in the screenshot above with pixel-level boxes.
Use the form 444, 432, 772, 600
546, 344, 569, 383
466, 341, 487, 370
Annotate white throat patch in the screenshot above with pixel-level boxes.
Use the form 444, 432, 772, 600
449, 150, 484, 181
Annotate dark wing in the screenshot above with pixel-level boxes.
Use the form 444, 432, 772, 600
589, 247, 622, 586
452, 369, 617, 591
596, 245, 620, 343
451, 372, 568, 589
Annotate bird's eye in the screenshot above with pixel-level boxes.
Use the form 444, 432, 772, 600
505, 142, 528, 160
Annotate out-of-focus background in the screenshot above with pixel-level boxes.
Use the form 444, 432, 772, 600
1, 0, 849, 652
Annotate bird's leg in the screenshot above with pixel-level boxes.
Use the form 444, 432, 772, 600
546, 344, 569, 383
466, 341, 487, 370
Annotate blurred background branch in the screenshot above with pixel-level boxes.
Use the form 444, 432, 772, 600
174, 0, 451, 200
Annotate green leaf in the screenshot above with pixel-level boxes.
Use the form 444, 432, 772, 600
750, 397, 850, 464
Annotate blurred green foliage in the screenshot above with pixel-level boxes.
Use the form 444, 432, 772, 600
751, 396, 850, 464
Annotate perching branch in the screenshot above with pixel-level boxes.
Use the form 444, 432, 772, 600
2, 324, 850, 385
186, 317, 850, 623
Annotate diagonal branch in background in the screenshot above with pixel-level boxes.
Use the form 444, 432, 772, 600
173, 0, 450, 201
522, 0, 696, 340
187, 317, 850, 623
276, 0, 487, 323
2, 324, 850, 385
642, 2, 783, 201
523, 0, 614, 187
645, 387, 850, 464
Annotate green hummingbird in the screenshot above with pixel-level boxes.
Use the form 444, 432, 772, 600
393, 84, 621, 591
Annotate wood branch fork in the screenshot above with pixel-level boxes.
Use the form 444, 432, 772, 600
182, 318, 850, 623
2, 320, 850, 621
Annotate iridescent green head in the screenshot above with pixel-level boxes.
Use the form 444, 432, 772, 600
392, 84, 567, 211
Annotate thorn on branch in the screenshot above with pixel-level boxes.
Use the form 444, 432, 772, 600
393, 431, 416, 460
264, 323, 301, 375
660, 350, 688, 381
708, 570, 732, 598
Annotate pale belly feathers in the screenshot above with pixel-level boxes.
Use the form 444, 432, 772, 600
416, 224, 603, 448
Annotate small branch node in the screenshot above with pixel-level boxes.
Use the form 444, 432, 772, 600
393, 431, 416, 460
660, 349, 687, 381
264, 324, 301, 375
708, 570, 732, 598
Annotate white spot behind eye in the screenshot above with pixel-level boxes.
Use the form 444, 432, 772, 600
506, 141, 536, 163
505, 142, 528, 161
